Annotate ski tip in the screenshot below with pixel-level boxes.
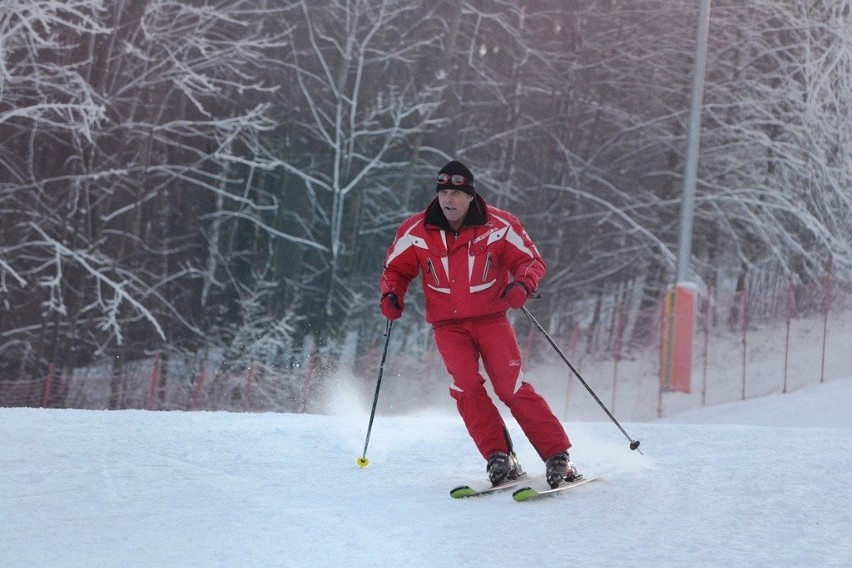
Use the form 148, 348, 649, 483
450, 486, 477, 499
512, 487, 538, 502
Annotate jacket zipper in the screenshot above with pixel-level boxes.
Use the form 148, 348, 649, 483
427, 259, 441, 285
482, 252, 492, 281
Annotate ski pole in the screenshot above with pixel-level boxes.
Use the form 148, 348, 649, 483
521, 306, 641, 452
357, 319, 394, 468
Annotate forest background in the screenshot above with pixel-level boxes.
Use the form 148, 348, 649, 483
1, 1, 850, 412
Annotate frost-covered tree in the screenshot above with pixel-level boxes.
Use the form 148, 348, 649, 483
696, 0, 852, 288
1, 0, 849, 394
246, 0, 448, 358
0, 0, 289, 383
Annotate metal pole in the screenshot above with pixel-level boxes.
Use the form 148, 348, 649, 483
357, 320, 394, 468
674, 0, 711, 284
661, 0, 712, 415
522, 307, 641, 452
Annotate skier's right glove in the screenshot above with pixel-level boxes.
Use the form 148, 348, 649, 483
381, 292, 404, 320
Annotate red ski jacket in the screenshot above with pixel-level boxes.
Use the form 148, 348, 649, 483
380, 195, 546, 325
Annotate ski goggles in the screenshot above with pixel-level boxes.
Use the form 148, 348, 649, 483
437, 173, 472, 187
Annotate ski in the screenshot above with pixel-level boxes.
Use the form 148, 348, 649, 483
450, 474, 542, 499
512, 472, 604, 502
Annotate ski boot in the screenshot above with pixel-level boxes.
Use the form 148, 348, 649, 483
545, 451, 579, 488
487, 451, 525, 486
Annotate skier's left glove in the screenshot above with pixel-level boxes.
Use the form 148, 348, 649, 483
501, 281, 529, 309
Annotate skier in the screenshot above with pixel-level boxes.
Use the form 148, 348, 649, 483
379, 159, 577, 488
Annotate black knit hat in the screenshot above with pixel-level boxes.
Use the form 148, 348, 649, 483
436, 160, 476, 196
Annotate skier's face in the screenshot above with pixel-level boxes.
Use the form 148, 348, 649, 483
438, 189, 474, 228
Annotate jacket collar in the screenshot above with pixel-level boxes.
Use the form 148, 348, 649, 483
424, 194, 488, 232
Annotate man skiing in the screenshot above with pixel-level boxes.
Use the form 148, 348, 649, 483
379, 159, 577, 488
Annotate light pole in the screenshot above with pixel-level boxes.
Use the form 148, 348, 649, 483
660, 0, 711, 415
675, 0, 711, 285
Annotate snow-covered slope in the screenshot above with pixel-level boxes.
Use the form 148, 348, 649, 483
1, 374, 850, 567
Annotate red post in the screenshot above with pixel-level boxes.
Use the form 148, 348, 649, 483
568, 325, 582, 360
613, 303, 625, 363
244, 360, 256, 412
147, 353, 161, 410
783, 276, 796, 393
820, 258, 833, 383
660, 284, 695, 394
741, 281, 750, 400
611, 302, 624, 412
191, 359, 206, 410
701, 287, 713, 406
42, 363, 56, 408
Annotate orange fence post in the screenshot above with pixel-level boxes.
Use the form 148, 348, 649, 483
700, 287, 713, 406
783, 276, 796, 393
820, 257, 833, 383
660, 284, 696, 395
244, 360, 256, 412
191, 360, 206, 410
41, 363, 56, 408
611, 302, 624, 411
740, 281, 750, 400
147, 353, 161, 410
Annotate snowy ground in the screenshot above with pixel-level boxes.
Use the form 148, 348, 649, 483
1, 373, 850, 567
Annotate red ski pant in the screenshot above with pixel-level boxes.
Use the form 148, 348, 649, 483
433, 314, 570, 461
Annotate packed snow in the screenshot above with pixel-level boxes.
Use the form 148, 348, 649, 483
2, 366, 850, 567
